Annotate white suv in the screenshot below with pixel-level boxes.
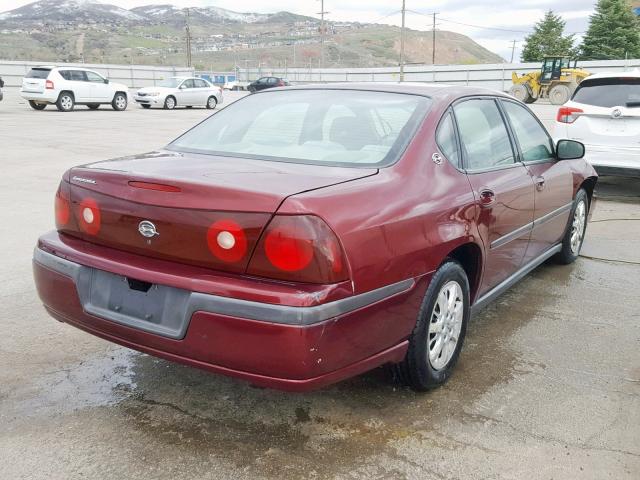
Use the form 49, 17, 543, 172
553, 71, 640, 177
20, 66, 129, 112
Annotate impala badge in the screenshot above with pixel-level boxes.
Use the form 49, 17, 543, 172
138, 220, 159, 238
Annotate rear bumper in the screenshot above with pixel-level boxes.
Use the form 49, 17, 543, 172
583, 144, 640, 177
20, 90, 58, 103
33, 232, 425, 391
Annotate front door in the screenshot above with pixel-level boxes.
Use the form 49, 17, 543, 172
499, 99, 574, 262
85, 70, 111, 102
453, 98, 535, 296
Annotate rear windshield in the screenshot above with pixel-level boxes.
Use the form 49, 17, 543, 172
168, 89, 430, 167
26, 68, 51, 79
572, 78, 640, 108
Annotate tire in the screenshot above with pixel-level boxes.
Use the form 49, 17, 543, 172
141, 104, 151, 109
549, 84, 571, 105
163, 96, 176, 110
55, 92, 74, 112
206, 95, 217, 109
111, 92, 127, 111
554, 189, 589, 265
28, 100, 46, 111
248, 86, 255, 93
509, 83, 533, 103
87, 103, 100, 110
393, 260, 470, 391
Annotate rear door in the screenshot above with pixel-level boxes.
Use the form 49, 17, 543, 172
500, 99, 573, 261
453, 97, 535, 296
22, 68, 51, 94
67, 70, 91, 102
193, 78, 211, 105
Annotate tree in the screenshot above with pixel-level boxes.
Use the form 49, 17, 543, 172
521, 10, 577, 62
581, 0, 640, 60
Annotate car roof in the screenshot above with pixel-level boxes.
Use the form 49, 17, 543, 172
267, 82, 509, 99
582, 70, 640, 81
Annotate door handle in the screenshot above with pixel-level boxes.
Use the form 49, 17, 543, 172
479, 188, 496, 208
535, 176, 546, 191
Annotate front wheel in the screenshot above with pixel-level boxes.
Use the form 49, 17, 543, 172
206, 95, 217, 109
393, 260, 470, 391
509, 83, 533, 103
163, 96, 176, 110
28, 100, 46, 110
554, 189, 589, 264
112, 92, 127, 111
55, 92, 74, 112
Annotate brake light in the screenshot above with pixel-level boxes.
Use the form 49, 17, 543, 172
557, 107, 583, 124
247, 215, 348, 284
207, 219, 248, 263
54, 187, 70, 227
277, 80, 285, 86
77, 198, 101, 235
45, 80, 54, 89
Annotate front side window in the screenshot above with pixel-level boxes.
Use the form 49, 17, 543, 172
168, 89, 430, 167
181, 79, 195, 89
501, 101, 554, 162
453, 99, 515, 171
436, 112, 460, 167
86, 71, 105, 83
573, 78, 640, 108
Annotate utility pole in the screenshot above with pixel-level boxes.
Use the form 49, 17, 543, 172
432, 12, 438, 65
399, 0, 406, 82
185, 7, 192, 68
509, 40, 518, 63
317, 0, 330, 68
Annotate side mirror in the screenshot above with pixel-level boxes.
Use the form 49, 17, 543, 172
556, 139, 585, 160
103, 78, 109, 84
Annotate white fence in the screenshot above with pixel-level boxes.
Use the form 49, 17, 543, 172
239, 59, 640, 91
0, 60, 194, 88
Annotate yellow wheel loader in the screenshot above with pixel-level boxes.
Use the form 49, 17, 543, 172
509, 56, 591, 105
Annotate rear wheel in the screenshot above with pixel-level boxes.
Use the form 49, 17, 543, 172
164, 96, 176, 110
112, 92, 127, 111
87, 103, 100, 110
549, 84, 571, 105
393, 260, 470, 391
509, 84, 533, 103
28, 100, 46, 111
206, 95, 217, 109
56, 92, 74, 112
555, 189, 589, 264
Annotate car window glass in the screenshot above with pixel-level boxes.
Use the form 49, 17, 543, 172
436, 112, 460, 167
68, 70, 87, 82
194, 79, 208, 88
572, 78, 640, 108
268, 78, 278, 85
181, 79, 195, 89
58, 70, 71, 81
26, 68, 51, 79
453, 99, 515, 170
257, 78, 267, 84
85, 71, 104, 83
501, 101, 554, 162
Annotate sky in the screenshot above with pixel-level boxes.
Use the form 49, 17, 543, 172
0, 0, 598, 60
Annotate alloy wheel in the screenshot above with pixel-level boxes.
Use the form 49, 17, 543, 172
427, 280, 464, 371
570, 199, 586, 254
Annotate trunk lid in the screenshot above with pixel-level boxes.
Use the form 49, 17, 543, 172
60, 150, 376, 273
571, 104, 640, 148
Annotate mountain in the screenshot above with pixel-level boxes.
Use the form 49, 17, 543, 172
0, 0, 504, 68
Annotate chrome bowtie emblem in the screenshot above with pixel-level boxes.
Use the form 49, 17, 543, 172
432, 152, 443, 165
138, 220, 159, 238
611, 108, 623, 119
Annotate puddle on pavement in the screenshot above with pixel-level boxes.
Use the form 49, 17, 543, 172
6, 259, 593, 478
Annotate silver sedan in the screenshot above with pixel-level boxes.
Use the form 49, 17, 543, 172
134, 77, 223, 110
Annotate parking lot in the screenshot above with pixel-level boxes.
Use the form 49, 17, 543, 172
0, 87, 639, 480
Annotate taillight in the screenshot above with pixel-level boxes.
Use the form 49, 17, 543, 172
557, 107, 583, 124
45, 79, 54, 89
77, 198, 101, 235
277, 80, 285, 86
54, 187, 70, 227
207, 219, 248, 263
247, 215, 348, 284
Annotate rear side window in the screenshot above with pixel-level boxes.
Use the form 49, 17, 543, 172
26, 68, 51, 79
66, 70, 87, 81
573, 78, 640, 108
436, 112, 460, 167
453, 99, 515, 171
194, 79, 208, 88
501, 101, 554, 162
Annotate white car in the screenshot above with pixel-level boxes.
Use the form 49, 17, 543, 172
134, 77, 223, 110
20, 66, 129, 112
553, 71, 640, 177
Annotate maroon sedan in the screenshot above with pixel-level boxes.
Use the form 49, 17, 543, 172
33, 84, 596, 391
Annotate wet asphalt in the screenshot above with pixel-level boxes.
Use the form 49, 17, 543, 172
0, 90, 638, 479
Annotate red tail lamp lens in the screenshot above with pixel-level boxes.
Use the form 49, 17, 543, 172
247, 215, 348, 284
557, 107, 583, 124
207, 219, 248, 263
78, 198, 101, 235
54, 189, 70, 226
45, 80, 54, 89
